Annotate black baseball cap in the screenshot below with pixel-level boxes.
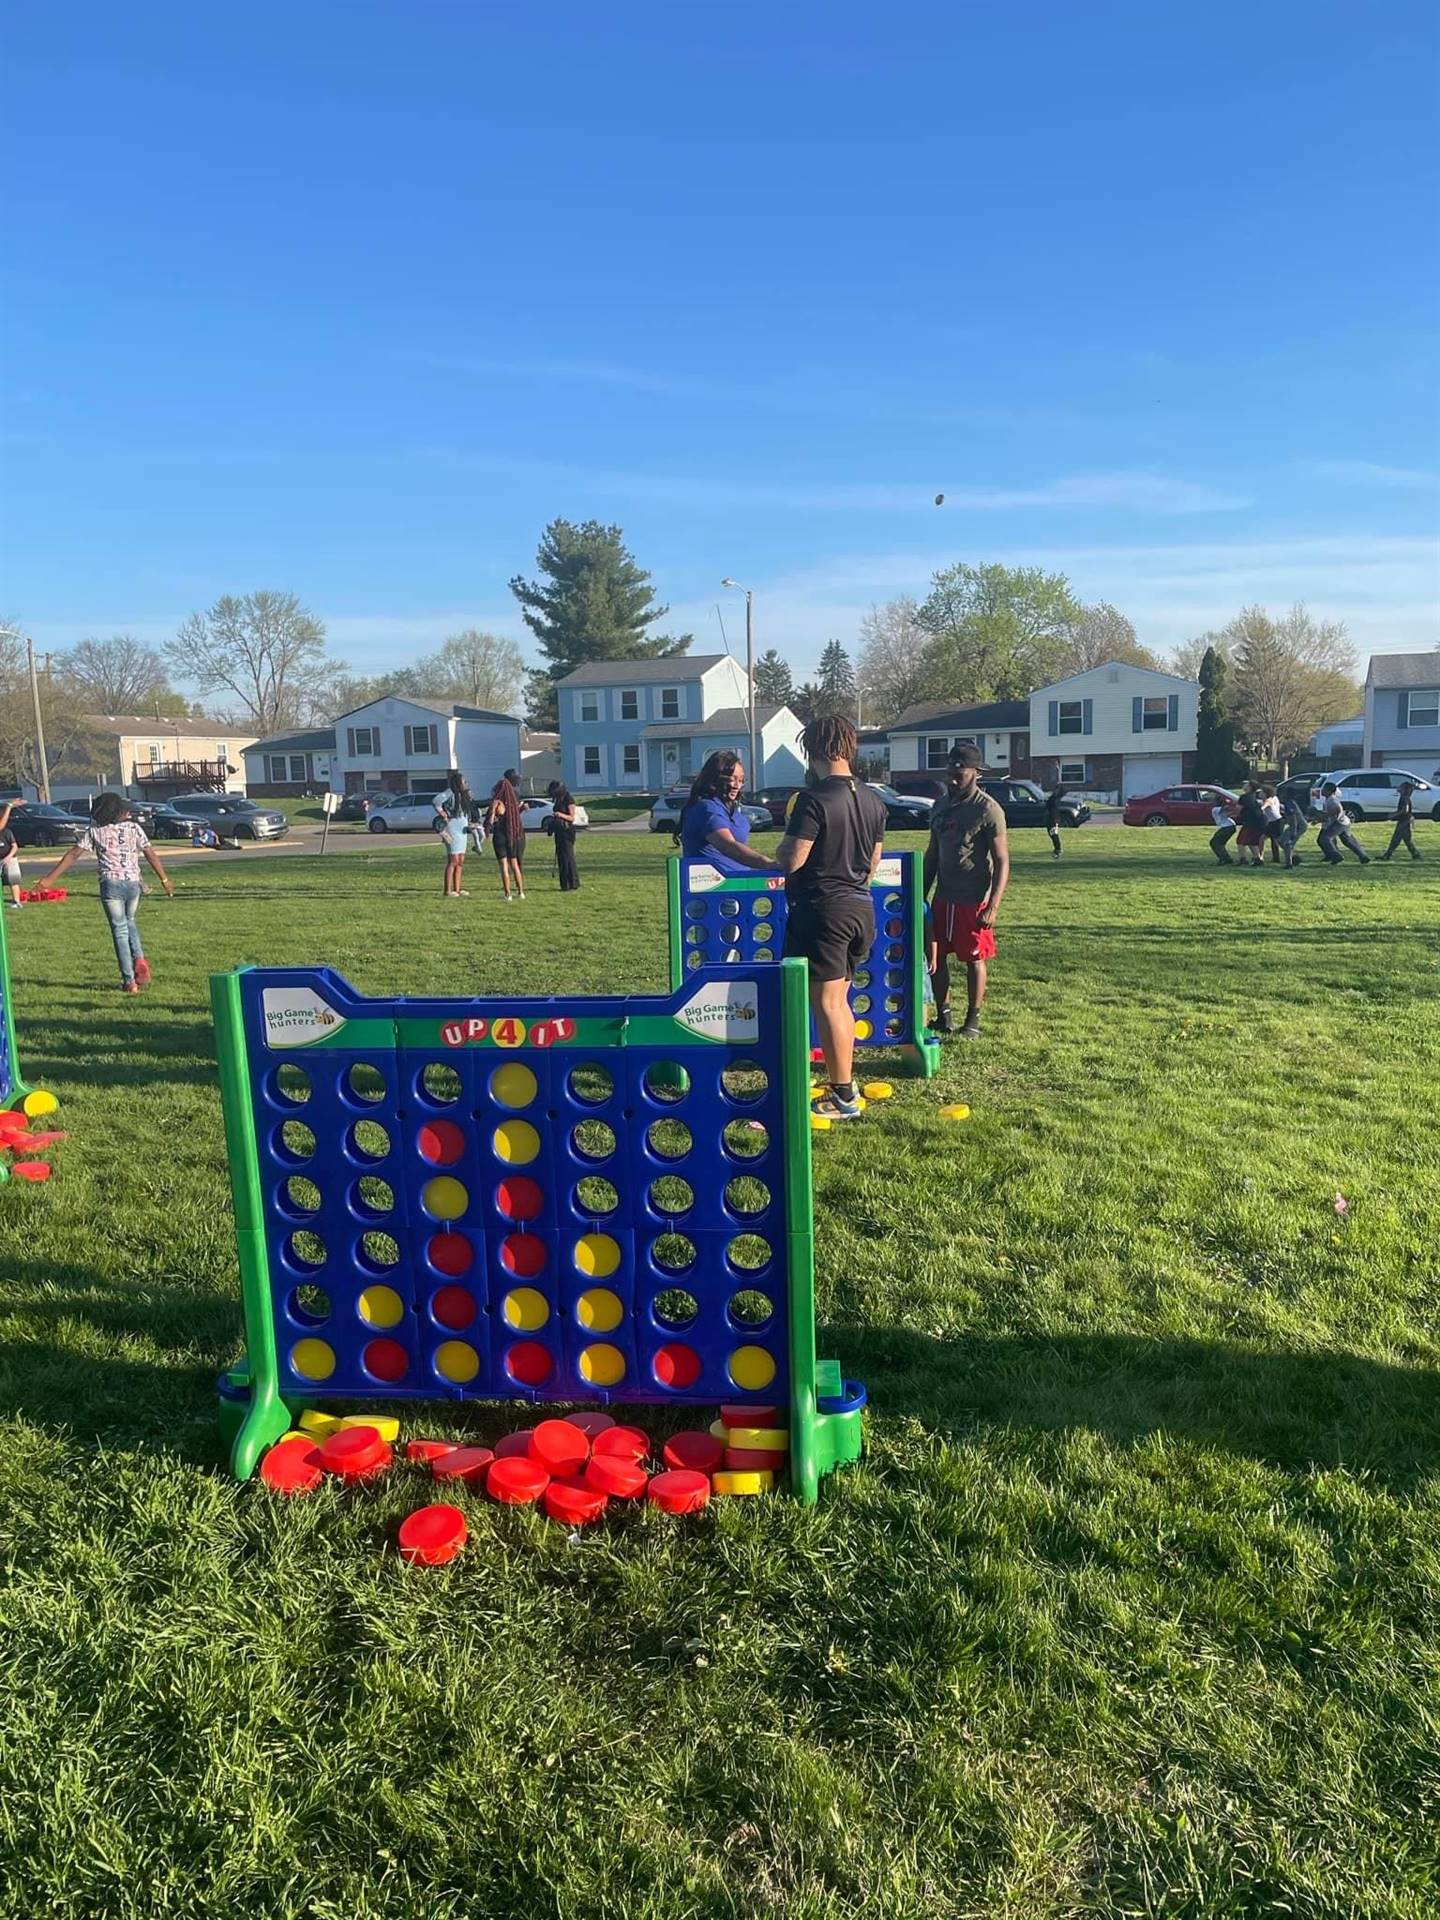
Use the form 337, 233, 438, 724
948, 742, 984, 770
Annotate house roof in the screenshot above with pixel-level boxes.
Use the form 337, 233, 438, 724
889, 698, 1030, 733
558, 654, 725, 688
84, 712, 246, 736
638, 704, 789, 740
245, 727, 338, 753
330, 696, 519, 725
1366, 650, 1440, 688
1033, 659, 1195, 694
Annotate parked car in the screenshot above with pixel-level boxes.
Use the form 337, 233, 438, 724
649, 789, 769, 835
891, 772, 949, 802
3, 803, 86, 847
168, 795, 289, 840
748, 785, 803, 827
1275, 774, 1322, 818
518, 796, 590, 833
144, 802, 192, 840
335, 792, 376, 822
1123, 784, 1239, 827
366, 791, 450, 833
57, 795, 165, 833
984, 778, 1092, 829
866, 782, 935, 830
1311, 767, 1440, 821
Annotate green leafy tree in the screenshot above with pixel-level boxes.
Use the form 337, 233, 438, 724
753, 648, 795, 707
1194, 645, 1245, 783
510, 520, 690, 728
1225, 604, 1358, 766
917, 562, 1081, 702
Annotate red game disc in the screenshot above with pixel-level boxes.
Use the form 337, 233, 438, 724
406, 1439, 456, 1464
724, 1446, 786, 1473
565, 1411, 615, 1437
317, 1425, 391, 1479
259, 1434, 322, 1495
430, 1445, 494, 1484
11, 1161, 51, 1182
583, 1453, 649, 1499
486, 1455, 550, 1505
591, 1424, 650, 1463
494, 1430, 535, 1458
543, 1479, 608, 1526
719, 1404, 780, 1429
398, 1504, 468, 1565
646, 1469, 711, 1515
662, 1430, 724, 1474
529, 1418, 589, 1476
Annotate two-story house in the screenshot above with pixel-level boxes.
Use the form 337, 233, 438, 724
1362, 651, 1440, 774
1029, 661, 1199, 801
326, 695, 522, 800
556, 655, 804, 792
887, 700, 1031, 788
51, 714, 254, 802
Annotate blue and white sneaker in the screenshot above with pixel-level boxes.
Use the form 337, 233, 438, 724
812, 1087, 863, 1121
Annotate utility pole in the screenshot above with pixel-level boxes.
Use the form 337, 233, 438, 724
721, 579, 757, 789
26, 636, 51, 802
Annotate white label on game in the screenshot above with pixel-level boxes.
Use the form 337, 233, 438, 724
262, 986, 348, 1048
873, 857, 902, 887
675, 979, 760, 1042
686, 863, 725, 893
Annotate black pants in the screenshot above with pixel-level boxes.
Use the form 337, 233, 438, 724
1210, 822, 1236, 861
555, 831, 580, 890
1047, 825, 1061, 855
1383, 819, 1419, 859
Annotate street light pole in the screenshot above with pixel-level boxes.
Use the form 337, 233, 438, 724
26, 636, 51, 803
722, 579, 758, 789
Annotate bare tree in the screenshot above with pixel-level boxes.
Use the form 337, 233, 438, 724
856, 597, 932, 722
57, 634, 181, 716
413, 630, 526, 713
1227, 604, 1359, 765
168, 591, 338, 735
1064, 602, 1160, 674
1170, 632, 1235, 680
0, 628, 109, 787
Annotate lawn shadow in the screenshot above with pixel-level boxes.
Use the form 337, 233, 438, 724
19, 1011, 215, 1091
835, 1326, 1440, 1492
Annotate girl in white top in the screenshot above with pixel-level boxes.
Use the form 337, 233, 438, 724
44, 794, 174, 993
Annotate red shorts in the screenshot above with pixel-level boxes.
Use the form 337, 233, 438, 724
1236, 826, 1265, 848
931, 899, 996, 963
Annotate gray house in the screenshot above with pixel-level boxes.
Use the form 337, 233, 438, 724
1362, 651, 1440, 773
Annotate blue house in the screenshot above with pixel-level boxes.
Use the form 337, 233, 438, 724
556, 654, 805, 793
1363, 651, 1440, 774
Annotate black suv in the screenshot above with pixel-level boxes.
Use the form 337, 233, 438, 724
980, 778, 1091, 829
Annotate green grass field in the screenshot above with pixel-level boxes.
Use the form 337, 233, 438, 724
2, 826, 1438, 1919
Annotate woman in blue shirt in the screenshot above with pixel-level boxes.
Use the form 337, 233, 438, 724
678, 751, 778, 874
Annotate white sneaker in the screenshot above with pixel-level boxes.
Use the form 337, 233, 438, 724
518, 891, 526, 900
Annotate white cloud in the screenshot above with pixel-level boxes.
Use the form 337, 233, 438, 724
1306, 460, 1439, 490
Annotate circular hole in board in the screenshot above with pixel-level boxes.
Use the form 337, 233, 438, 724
683, 900, 706, 921
884, 970, 904, 990
505, 1340, 553, 1387
572, 1119, 617, 1163
575, 1175, 619, 1218
428, 1231, 475, 1277
344, 1062, 387, 1107
720, 1061, 768, 1105
684, 952, 703, 972
886, 917, 904, 939
720, 924, 742, 946
728, 1288, 775, 1329
418, 1118, 466, 1166
347, 1119, 390, 1163
651, 1232, 697, 1275
653, 1287, 699, 1331
276, 1120, 316, 1164
654, 1342, 701, 1389
430, 1285, 477, 1331
753, 947, 773, 963
684, 925, 707, 947
285, 1230, 326, 1271
884, 944, 904, 965
643, 1062, 690, 1106
419, 1061, 462, 1106
646, 1118, 692, 1161
882, 892, 902, 912
726, 1233, 772, 1273
722, 1118, 767, 1160
362, 1338, 409, 1384
719, 897, 740, 919
274, 1064, 311, 1106
353, 1176, 394, 1218
359, 1230, 400, 1272
853, 969, 871, 989
723, 1176, 770, 1218
282, 1175, 321, 1217
358, 1283, 404, 1328
648, 1175, 694, 1219
568, 1063, 614, 1107
489, 1062, 538, 1110
286, 1283, 330, 1327
851, 993, 872, 1015
753, 897, 774, 919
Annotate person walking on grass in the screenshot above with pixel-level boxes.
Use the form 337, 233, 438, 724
771, 715, 886, 1121
0, 802, 24, 909
1381, 781, 1421, 861
487, 770, 527, 901
679, 749, 778, 874
1317, 782, 1371, 865
41, 792, 174, 993
924, 742, 1010, 1041
1260, 786, 1287, 864
436, 775, 474, 897
1278, 793, 1309, 867
547, 780, 581, 891
1235, 782, 1268, 867
1209, 793, 1239, 864
1045, 782, 1066, 858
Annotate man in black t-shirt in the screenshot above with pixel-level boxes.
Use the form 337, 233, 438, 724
774, 715, 886, 1121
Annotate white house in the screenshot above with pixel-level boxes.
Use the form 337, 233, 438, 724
557, 655, 804, 791
1362, 652, 1440, 773
887, 700, 1032, 785
327, 695, 522, 800
243, 727, 336, 797
1029, 661, 1199, 802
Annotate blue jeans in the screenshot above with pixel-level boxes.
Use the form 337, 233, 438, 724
99, 879, 144, 983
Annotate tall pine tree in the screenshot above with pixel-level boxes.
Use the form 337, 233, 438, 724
1195, 644, 1244, 783
753, 648, 795, 707
509, 519, 691, 727
814, 639, 857, 718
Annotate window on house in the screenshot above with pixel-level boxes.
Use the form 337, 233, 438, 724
1060, 761, 1087, 784
660, 687, 680, 719
1141, 696, 1171, 731
622, 744, 641, 775
620, 690, 638, 720
347, 726, 379, 756
580, 693, 599, 722
289, 754, 307, 782
1408, 690, 1439, 727
1057, 701, 1084, 735
925, 736, 950, 769
404, 723, 438, 755
264, 754, 288, 783
582, 746, 602, 777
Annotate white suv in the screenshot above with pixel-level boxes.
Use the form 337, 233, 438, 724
1312, 768, 1440, 821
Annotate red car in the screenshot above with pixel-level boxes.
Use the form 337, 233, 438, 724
1123, 784, 1238, 827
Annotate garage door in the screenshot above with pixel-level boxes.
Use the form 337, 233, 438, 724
1123, 754, 1184, 799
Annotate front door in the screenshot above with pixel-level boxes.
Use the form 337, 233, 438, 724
661, 741, 682, 788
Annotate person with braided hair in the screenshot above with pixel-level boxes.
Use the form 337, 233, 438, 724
772, 713, 887, 1121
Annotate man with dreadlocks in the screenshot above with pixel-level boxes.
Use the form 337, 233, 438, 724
772, 714, 887, 1121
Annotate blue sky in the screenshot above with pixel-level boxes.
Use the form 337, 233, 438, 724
5, 1, 1438, 686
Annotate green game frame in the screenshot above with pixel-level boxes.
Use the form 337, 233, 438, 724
0, 898, 30, 1107
666, 849, 939, 1078
212, 958, 861, 1501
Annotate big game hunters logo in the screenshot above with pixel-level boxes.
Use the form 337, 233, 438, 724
675, 979, 760, 1042
261, 987, 347, 1048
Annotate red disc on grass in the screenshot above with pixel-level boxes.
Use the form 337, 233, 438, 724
499, 1232, 546, 1278
504, 1341, 552, 1387
486, 1455, 550, 1505
0, 1110, 27, 1131
719, 1404, 780, 1430
810, 1048, 825, 1063
646, 1469, 711, 1515
259, 1434, 322, 1495
654, 1343, 701, 1389
662, 1430, 724, 1473
543, 1479, 608, 1526
565, 1410, 615, 1437
398, 1503, 468, 1566
592, 1424, 650, 1463
529, 1418, 589, 1475
724, 1446, 786, 1472
362, 1338, 409, 1384
431, 1445, 494, 1484
317, 1425, 391, 1479
497, 1176, 543, 1223
584, 1453, 649, 1499
406, 1438, 456, 1463
10, 1131, 67, 1149
417, 1119, 466, 1167
495, 1430, 536, 1458
11, 1162, 50, 1182
430, 1284, 477, 1330
428, 1232, 474, 1278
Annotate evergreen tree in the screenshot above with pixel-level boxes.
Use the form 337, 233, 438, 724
1194, 645, 1243, 783
753, 648, 795, 707
510, 519, 691, 728
815, 639, 857, 718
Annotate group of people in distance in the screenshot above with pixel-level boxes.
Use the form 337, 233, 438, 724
432, 770, 582, 901
677, 720, 1005, 1120
1210, 778, 1423, 869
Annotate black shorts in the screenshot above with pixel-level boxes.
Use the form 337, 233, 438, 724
491, 831, 517, 860
783, 894, 875, 984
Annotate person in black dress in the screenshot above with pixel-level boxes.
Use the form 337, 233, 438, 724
547, 780, 581, 890
486, 770, 527, 901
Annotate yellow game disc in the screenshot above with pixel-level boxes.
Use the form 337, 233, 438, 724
727, 1346, 777, 1392
861, 1082, 894, 1100
574, 1232, 620, 1278
713, 1469, 774, 1496
22, 1089, 58, 1118
490, 1062, 538, 1110
357, 1284, 404, 1329
722, 1424, 789, 1452
810, 1114, 831, 1132
853, 1019, 872, 1040
578, 1342, 625, 1386
277, 1430, 312, 1446
576, 1287, 623, 1332
298, 1408, 340, 1437
502, 1286, 549, 1331
492, 1119, 540, 1165
422, 1175, 469, 1220
337, 1413, 399, 1442
939, 1103, 971, 1121
434, 1339, 480, 1384
290, 1339, 336, 1382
